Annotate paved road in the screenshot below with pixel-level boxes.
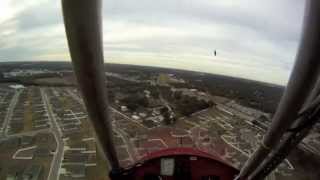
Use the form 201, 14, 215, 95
41, 88, 64, 180
113, 127, 136, 162
111, 107, 146, 129
195, 108, 277, 180
1, 89, 21, 137
66, 88, 83, 102
7, 128, 50, 138
105, 72, 143, 83
67, 88, 141, 162
266, 172, 276, 180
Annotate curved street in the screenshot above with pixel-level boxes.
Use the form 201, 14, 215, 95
41, 88, 64, 180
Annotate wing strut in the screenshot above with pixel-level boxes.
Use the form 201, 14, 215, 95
237, 0, 320, 179
61, 0, 120, 170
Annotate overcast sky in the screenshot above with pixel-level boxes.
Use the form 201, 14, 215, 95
0, 0, 306, 85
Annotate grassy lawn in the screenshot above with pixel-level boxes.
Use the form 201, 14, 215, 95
86, 149, 109, 180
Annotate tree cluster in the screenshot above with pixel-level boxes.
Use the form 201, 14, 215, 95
120, 93, 149, 111
171, 91, 213, 117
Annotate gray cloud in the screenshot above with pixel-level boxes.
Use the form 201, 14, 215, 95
14, 2, 60, 31
0, 0, 307, 85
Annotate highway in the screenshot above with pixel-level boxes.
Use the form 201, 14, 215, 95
41, 88, 64, 180
1, 89, 21, 137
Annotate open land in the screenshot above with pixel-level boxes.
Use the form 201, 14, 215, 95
0, 62, 319, 180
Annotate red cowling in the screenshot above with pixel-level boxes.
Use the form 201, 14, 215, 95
110, 147, 239, 180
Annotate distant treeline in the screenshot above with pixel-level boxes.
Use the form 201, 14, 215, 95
0, 79, 75, 87
104, 63, 285, 113
0, 61, 285, 113
0, 72, 76, 87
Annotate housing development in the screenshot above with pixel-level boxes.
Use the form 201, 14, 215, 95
0, 62, 319, 180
